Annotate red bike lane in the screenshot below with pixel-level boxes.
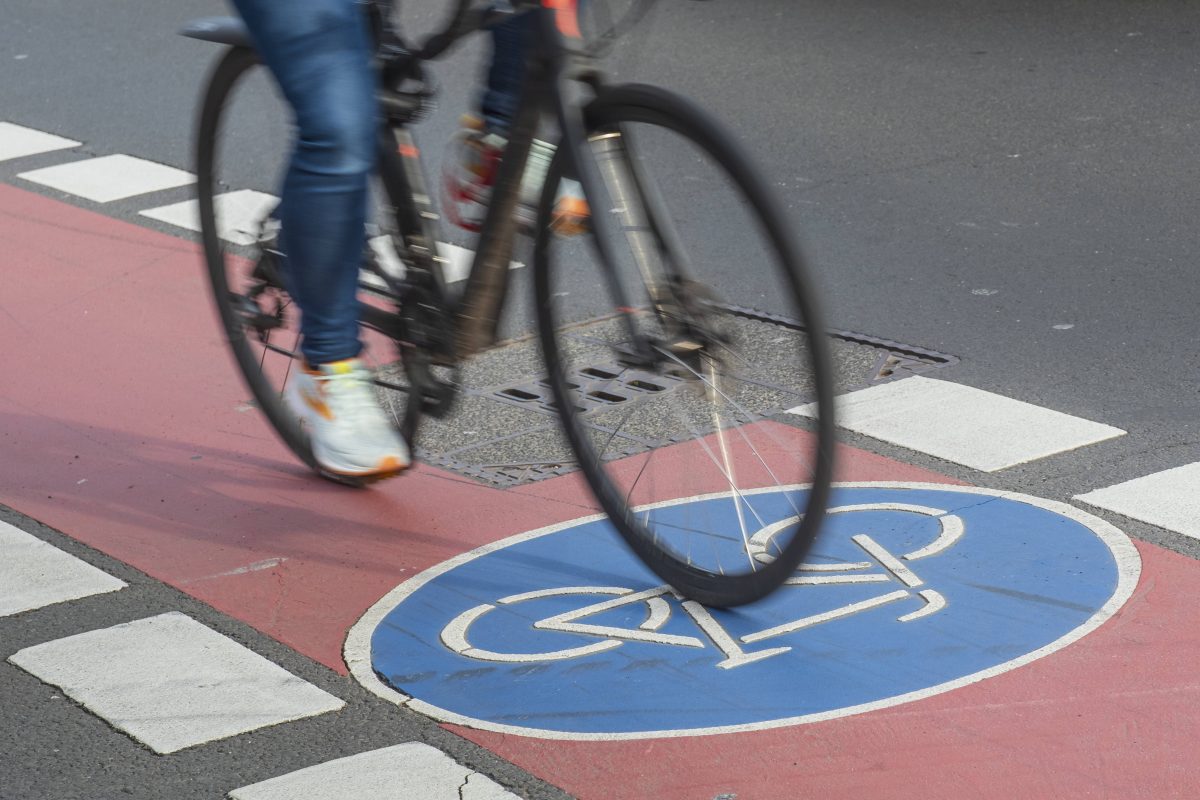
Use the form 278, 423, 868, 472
3, 183, 1198, 799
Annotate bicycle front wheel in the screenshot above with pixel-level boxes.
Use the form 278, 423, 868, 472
533, 85, 836, 608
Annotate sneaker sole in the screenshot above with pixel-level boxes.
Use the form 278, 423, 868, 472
316, 456, 410, 488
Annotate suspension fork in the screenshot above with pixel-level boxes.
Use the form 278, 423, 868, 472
551, 83, 654, 364
597, 124, 697, 295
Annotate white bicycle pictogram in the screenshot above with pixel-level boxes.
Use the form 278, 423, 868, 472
441, 503, 961, 670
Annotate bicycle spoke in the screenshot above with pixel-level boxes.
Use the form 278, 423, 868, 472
655, 344, 811, 517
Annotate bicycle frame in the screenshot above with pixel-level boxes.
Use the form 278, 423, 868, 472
368, 0, 649, 362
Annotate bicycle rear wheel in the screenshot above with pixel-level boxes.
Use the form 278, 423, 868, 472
197, 46, 317, 470
196, 46, 408, 479
533, 84, 836, 607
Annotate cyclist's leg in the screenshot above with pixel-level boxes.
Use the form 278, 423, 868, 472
228, 0, 375, 366
228, 0, 409, 478
480, 10, 534, 133
452, 4, 587, 231
480, 0, 590, 132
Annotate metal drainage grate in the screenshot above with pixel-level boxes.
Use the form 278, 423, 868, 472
421, 453, 581, 488
492, 365, 688, 416
381, 307, 960, 489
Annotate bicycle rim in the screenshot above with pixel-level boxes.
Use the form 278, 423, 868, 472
534, 84, 836, 607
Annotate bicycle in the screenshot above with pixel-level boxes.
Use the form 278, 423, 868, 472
183, 0, 836, 607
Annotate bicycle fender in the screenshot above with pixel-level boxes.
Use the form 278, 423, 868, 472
179, 17, 253, 49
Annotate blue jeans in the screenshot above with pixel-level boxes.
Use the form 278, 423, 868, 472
231, 0, 377, 364
231, 0, 534, 365
481, 11, 535, 131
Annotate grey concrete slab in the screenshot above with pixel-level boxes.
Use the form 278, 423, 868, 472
10, 612, 345, 754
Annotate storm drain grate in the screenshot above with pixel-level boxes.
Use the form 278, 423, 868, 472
420, 453, 581, 488
492, 365, 688, 416
376, 308, 959, 488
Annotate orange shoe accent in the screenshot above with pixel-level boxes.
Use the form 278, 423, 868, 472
377, 455, 404, 472
551, 196, 590, 236
318, 455, 408, 484
298, 388, 334, 421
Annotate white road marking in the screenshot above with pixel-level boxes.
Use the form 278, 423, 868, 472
347, 482, 1141, 741
0, 520, 125, 617
783, 574, 891, 585
0, 122, 80, 162
368, 234, 405, 279
852, 534, 924, 587
140, 201, 521, 286
8, 612, 343, 754
140, 189, 278, 245
436, 241, 524, 283
19, 154, 194, 202
1075, 462, 1200, 541
679, 600, 792, 669
740, 590, 912, 644
898, 589, 947, 622
227, 742, 519, 800
788, 376, 1125, 472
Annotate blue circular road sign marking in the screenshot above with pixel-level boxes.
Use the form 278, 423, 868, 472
348, 483, 1139, 739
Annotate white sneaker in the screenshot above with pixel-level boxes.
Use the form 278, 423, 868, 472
286, 358, 411, 480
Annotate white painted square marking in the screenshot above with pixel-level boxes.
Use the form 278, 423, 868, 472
1075, 462, 1200, 540
0, 520, 125, 617
436, 242, 523, 283
369, 234, 406, 279
228, 742, 519, 800
8, 612, 343, 754
788, 375, 1125, 472
19, 154, 195, 202
0, 122, 80, 162
139, 190, 278, 245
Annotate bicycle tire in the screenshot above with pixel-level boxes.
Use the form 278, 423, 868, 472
196, 46, 317, 471
533, 83, 836, 607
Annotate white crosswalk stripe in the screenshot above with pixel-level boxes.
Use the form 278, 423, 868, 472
0, 520, 125, 616
18, 153, 194, 202
0, 121, 80, 162
140, 195, 522, 284
140, 189, 278, 244
1075, 462, 1200, 541
788, 375, 1125, 472
8, 612, 344, 754
228, 742, 520, 800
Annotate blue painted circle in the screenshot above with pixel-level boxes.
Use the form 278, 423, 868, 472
365, 485, 1135, 737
